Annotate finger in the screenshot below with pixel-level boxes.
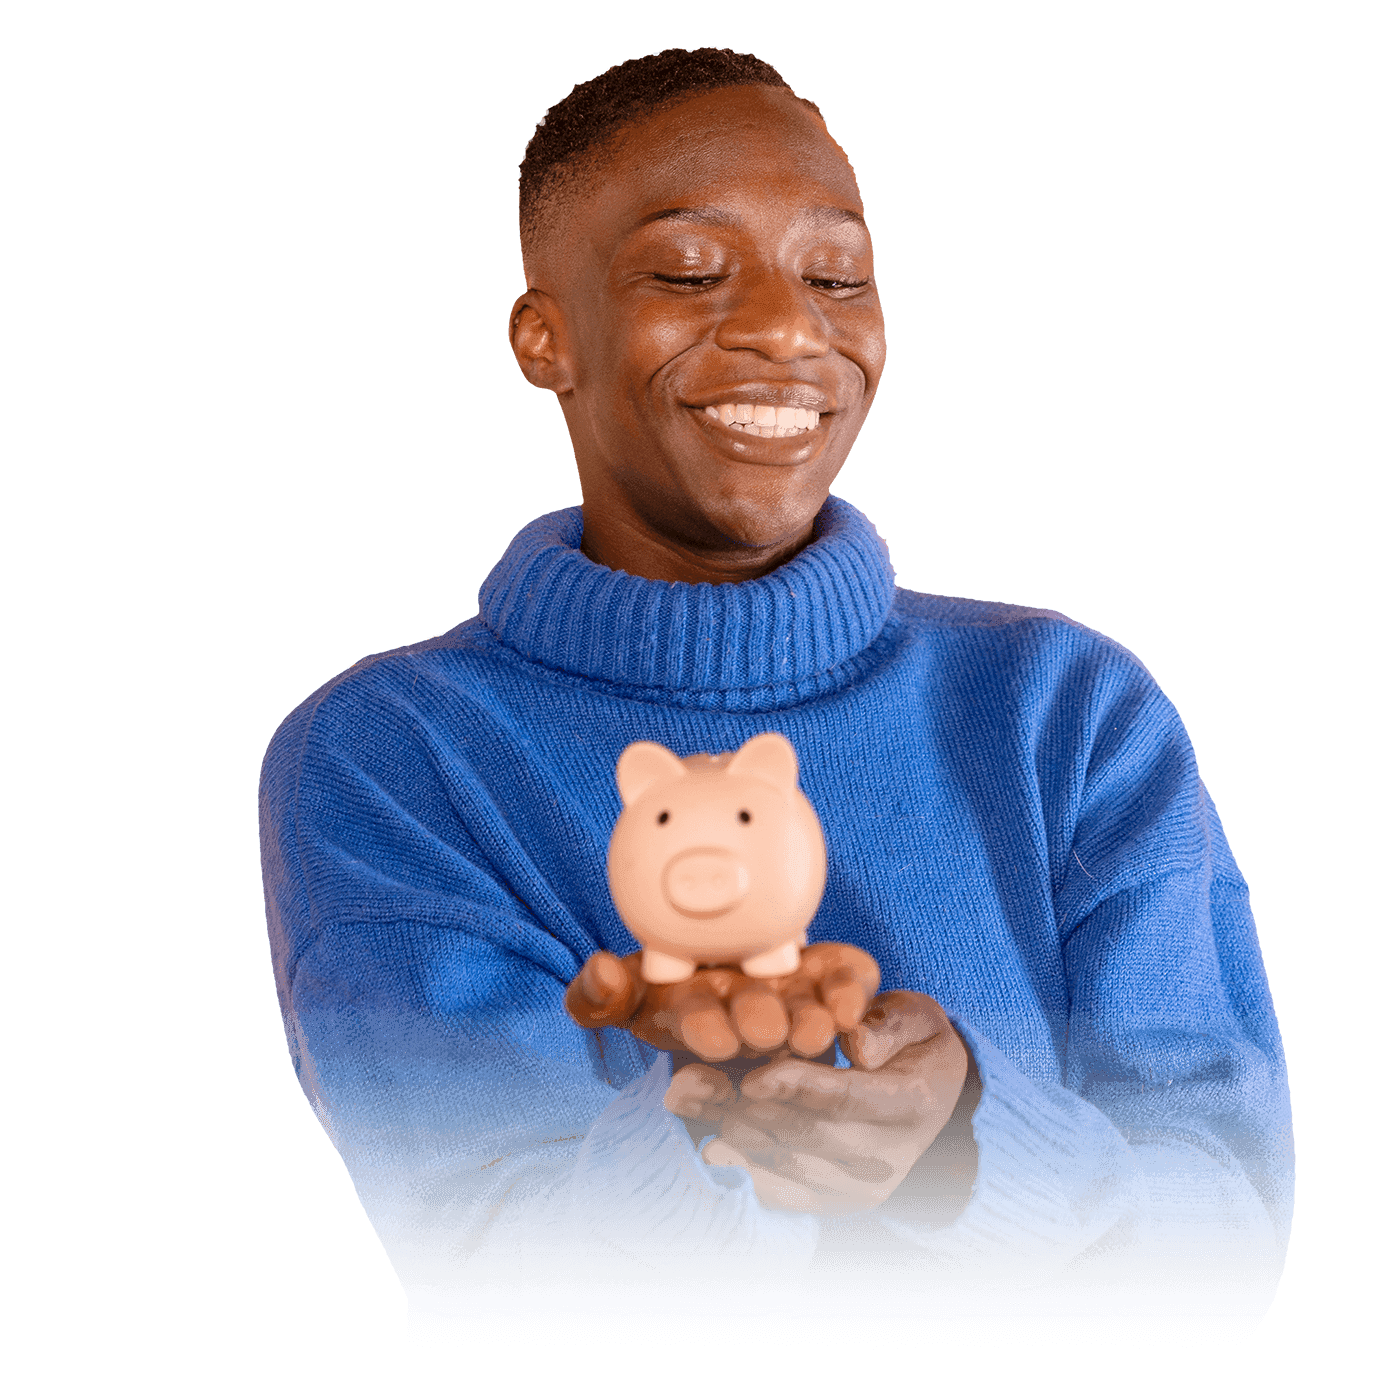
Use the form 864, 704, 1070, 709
761, 1142, 890, 1198
564, 950, 644, 1027
786, 995, 837, 1058
799, 942, 879, 990
739, 1058, 912, 1125
730, 983, 790, 1053
697, 967, 739, 1000
818, 967, 867, 1032
744, 1103, 907, 1170
803, 945, 880, 1031
722, 1103, 778, 1159
705, 1136, 879, 1215
672, 987, 741, 1061
737, 1057, 859, 1118
664, 1062, 737, 1120
700, 1138, 819, 1212
844, 990, 946, 1071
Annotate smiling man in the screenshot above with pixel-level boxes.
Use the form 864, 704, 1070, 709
510, 76, 882, 586
260, 49, 1292, 1315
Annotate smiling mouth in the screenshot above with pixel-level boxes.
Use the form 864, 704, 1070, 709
702, 403, 821, 438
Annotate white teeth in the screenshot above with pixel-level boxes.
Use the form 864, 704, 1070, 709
706, 403, 821, 434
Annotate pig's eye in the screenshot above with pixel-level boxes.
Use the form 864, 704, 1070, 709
737, 810, 751, 823
656, 811, 670, 825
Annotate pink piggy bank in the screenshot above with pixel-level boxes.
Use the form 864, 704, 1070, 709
607, 732, 828, 984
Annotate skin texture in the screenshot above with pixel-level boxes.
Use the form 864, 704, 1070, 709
525, 84, 975, 1211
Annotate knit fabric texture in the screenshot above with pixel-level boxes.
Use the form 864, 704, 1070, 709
260, 496, 1292, 1308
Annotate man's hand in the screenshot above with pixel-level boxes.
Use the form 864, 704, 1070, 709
666, 991, 971, 1214
564, 943, 880, 1061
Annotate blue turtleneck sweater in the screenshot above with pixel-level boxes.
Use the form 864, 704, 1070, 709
259, 498, 1291, 1306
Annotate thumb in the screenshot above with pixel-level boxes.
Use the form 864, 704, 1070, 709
842, 991, 947, 1070
564, 950, 643, 1027
664, 1062, 737, 1120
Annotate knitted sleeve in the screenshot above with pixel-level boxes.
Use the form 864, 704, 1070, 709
259, 675, 818, 1298
871, 648, 1293, 1305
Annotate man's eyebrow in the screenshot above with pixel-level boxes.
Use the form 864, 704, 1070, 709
634, 205, 867, 230
804, 205, 867, 228
637, 206, 740, 229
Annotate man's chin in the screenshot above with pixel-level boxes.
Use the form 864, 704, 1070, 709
667, 489, 831, 561
660, 444, 843, 547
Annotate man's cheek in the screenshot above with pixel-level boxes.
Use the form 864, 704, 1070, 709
627, 306, 699, 368
838, 310, 886, 391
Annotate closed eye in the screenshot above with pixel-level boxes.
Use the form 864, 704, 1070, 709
653, 273, 725, 288
806, 276, 869, 293
653, 273, 865, 294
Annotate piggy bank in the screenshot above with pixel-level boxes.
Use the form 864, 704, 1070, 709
607, 733, 827, 984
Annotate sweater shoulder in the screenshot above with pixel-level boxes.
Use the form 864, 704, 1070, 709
891, 586, 1151, 673
260, 617, 494, 767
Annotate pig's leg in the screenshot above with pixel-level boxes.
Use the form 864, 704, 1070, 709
641, 948, 696, 984
740, 941, 801, 978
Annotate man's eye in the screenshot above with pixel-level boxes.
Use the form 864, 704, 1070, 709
652, 273, 724, 288
806, 276, 870, 294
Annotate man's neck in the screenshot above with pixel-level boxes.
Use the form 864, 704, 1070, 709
578, 505, 816, 585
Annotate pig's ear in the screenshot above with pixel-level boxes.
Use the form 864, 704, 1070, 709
616, 741, 687, 806
727, 732, 799, 790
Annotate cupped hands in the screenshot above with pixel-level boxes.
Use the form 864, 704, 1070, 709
564, 941, 880, 1061
673, 990, 971, 1213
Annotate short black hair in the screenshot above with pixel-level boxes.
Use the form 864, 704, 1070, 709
519, 48, 820, 259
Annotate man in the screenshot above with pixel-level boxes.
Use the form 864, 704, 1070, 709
261, 49, 1291, 1314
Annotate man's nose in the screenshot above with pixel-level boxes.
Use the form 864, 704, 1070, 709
713, 270, 830, 361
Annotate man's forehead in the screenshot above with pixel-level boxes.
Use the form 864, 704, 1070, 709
527, 85, 863, 281
616, 88, 853, 176
596, 110, 863, 231
641, 204, 862, 229
637, 204, 867, 232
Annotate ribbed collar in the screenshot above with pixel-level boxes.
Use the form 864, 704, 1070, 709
478, 496, 896, 706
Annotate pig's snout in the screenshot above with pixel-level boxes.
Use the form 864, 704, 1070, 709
663, 848, 749, 917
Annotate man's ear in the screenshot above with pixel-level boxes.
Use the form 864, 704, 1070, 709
509, 290, 575, 394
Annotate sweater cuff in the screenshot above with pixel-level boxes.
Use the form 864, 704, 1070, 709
875, 1018, 1145, 1283
563, 1054, 821, 1275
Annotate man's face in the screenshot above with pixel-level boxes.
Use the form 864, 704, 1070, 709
531, 85, 885, 561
